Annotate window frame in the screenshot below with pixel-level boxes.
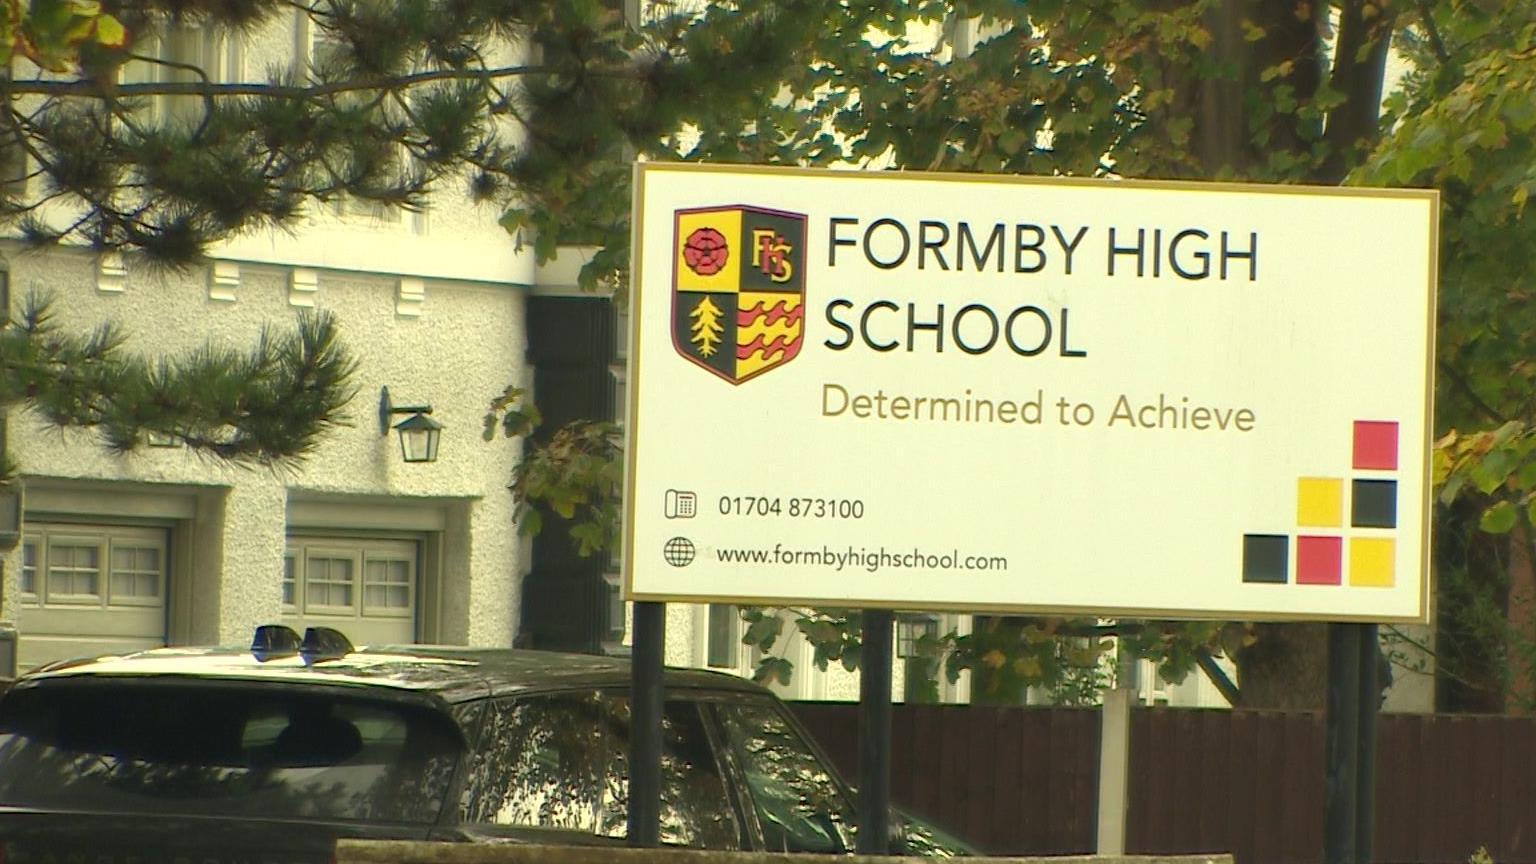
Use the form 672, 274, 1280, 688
455, 688, 757, 851
294, 9, 421, 230
701, 693, 858, 854
41, 532, 105, 606
24, 524, 169, 611
361, 550, 415, 619
299, 544, 363, 615
283, 535, 421, 643
19, 536, 39, 606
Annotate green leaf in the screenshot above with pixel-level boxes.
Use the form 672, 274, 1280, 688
744, 614, 782, 651
1515, 459, 1536, 490
518, 508, 543, 537
840, 644, 861, 672
753, 656, 793, 685
1480, 500, 1518, 534
1473, 446, 1518, 494
93, 12, 124, 47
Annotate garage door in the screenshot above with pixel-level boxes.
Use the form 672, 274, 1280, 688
283, 536, 418, 647
18, 523, 169, 671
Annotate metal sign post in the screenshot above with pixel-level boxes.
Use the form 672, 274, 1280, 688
856, 610, 894, 855
1324, 623, 1361, 864
627, 601, 665, 847
1325, 621, 1381, 864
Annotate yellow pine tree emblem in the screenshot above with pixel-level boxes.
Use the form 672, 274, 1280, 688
689, 296, 725, 357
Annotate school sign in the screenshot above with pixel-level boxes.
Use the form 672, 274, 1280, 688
624, 164, 1438, 623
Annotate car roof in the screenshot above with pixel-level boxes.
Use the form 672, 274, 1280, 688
14, 643, 770, 705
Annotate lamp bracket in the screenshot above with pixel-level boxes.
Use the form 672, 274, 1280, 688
379, 386, 433, 435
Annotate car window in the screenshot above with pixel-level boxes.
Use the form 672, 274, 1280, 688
0, 682, 460, 824
713, 700, 854, 853
596, 697, 742, 849
459, 691, 604, 831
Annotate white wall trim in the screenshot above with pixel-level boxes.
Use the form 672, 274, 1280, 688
208, 260, 240, 302
397, 277, 425, 317
288, 267, 318, 307
24, 480, 205, 520
96, 253, 127, 293
287, 494, 456, 532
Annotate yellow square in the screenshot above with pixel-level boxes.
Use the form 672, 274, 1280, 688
1297, 477, 1344, 527
676, 209, 743, 293
1349, 538, 1395, 587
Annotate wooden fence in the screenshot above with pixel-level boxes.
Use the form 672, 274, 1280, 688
788, 703, 1536, 864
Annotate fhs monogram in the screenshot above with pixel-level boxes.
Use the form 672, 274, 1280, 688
672, 205, 808, 385
751, 228, 794, 283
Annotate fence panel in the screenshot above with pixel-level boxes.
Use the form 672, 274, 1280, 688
789, 703, 1536, 864
789, 702, 1098, 855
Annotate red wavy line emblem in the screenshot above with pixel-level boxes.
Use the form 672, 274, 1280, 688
736, 299, 804, 327
736, 334, 804, 362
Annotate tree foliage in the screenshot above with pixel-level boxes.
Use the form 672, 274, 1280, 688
492, 0, 1536, 708
0, 295, 355, 481
483, 385, 621, 557
12, 0, 1536, 706
2, 0, 126, 72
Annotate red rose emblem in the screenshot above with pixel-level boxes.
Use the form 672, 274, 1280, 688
683, 227, 729, 276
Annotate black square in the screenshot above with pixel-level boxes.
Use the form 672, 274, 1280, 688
1352, 479, 1397, 529
1243, 534, 1289, 584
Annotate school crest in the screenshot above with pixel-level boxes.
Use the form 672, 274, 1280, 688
672, 205, 808, 384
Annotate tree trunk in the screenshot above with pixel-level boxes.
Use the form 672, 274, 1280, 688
1507, 523, 1536, 714
1234, 622, 1330, 709
1195, 0, 1394, 709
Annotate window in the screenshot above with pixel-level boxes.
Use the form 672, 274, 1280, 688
22, 525, 168, 611
362, 554, 412, 617
297, 10, 407, 226
706, 604, 739, 668
109, 544, 162, 606
714, 700, 853, 853
46, 539, 101, 603
284, 536, 419, 645
19, 539, 38, 604
303, 550, 357, 613
460, 692, 605, 831
120, 24, 242, 126
459, 692, 741, 849
282, 552, 298, 612
0, 683, 459, 824
597, 698, 742, 849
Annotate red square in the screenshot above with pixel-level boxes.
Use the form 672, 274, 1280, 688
1297, 536, 1343, 585
1353, 421, 1398, 471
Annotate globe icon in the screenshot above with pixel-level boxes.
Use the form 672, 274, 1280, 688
663, 536, 696, 567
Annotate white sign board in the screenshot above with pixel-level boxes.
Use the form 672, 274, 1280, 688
624, 164, 1437, 623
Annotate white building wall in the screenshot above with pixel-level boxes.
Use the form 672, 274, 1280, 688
0, 8, 542, 668
2, 241, 529, 664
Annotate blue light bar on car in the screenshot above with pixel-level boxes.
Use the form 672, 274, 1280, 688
251, 624, 302, 662
299, 627, 355, 665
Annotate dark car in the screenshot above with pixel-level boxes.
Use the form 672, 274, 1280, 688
0, 626, 970, 862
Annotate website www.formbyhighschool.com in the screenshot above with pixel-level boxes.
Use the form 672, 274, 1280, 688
714, 544, 1008, 574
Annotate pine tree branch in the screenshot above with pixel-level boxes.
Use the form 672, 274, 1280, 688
1, 297, 357, 468
3, 64, 560, 99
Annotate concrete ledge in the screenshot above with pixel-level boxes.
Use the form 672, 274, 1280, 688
336, 840, 1234, 864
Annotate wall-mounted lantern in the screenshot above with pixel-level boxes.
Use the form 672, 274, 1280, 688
379, 387, 442, 464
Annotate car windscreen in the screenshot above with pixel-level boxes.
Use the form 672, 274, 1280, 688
0, 680, 462, 824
